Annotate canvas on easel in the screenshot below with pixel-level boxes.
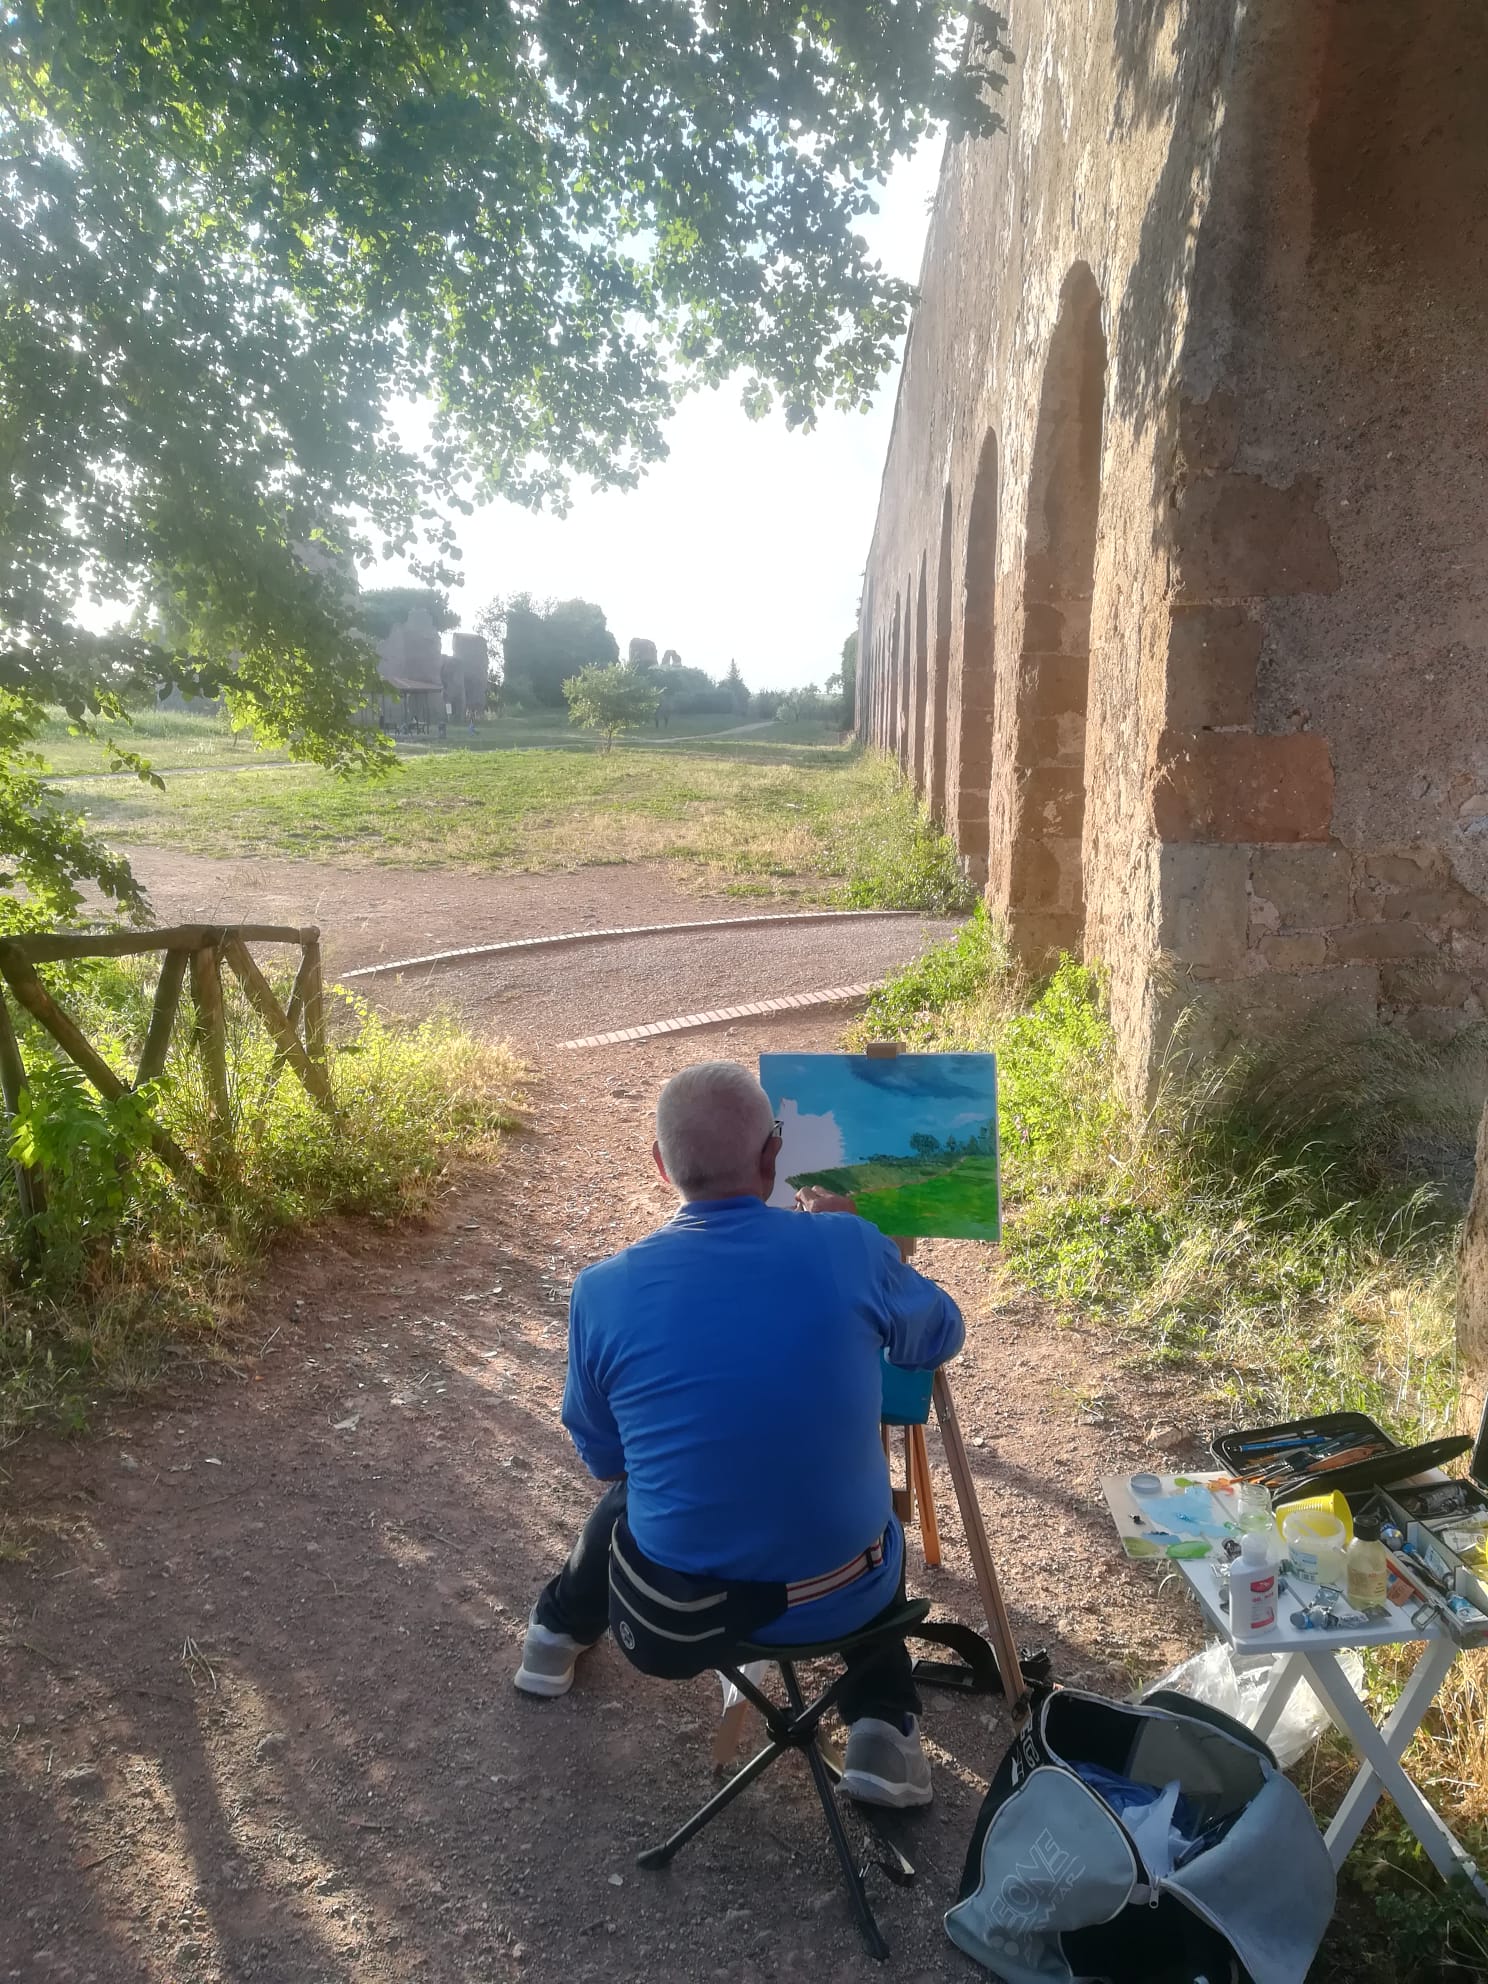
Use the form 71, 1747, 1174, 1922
759, 1050, 1000, 1242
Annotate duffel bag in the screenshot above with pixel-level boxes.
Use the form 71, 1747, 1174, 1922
945, 1686, 1335, 1984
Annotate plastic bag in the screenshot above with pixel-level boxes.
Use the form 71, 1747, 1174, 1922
1144, 1640, 1363, 1768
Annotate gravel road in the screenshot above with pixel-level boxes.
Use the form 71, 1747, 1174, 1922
119, 847, 958, 1046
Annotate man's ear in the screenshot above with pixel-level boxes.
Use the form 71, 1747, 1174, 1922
652, 1140, 670, 1185
759, 1134, 780, 1195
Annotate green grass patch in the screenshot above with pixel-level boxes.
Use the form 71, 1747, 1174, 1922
65, 726, 974, 914
0, 957, 525, 1439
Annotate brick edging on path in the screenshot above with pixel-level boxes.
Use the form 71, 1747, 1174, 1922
559, 983, 876, 1050
340, 910, 920, 982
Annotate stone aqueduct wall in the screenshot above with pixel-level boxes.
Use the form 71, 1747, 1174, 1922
859, 0, 1488, 1093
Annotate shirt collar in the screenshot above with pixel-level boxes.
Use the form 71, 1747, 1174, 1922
671, 1194, 768, 1224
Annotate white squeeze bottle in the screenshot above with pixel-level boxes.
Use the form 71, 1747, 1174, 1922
1238, 1532, 1277, 1632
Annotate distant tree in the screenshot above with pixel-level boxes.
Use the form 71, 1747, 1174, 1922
504, 599, 620, 707
749, 689, 784, 720
657, 664, 734, 717
564, 664, 662, 751
836, 631, 859, 726
723, 660, 750, 715
357, 588, 458, 641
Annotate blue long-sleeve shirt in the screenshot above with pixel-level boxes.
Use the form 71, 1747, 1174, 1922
561, 1195, 965, 1642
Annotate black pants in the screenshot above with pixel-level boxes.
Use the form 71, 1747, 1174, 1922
535, 1482, 921, 1727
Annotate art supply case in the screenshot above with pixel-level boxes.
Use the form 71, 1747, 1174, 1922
1210, 1408, 1473, 1508
1215, 1400, 1488, 1645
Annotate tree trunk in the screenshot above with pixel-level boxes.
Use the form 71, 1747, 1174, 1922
1457, 1094, 1488, 1434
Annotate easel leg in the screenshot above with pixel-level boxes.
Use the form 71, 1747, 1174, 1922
711, 1698, 754, 1772
932, 1370, 1028, 1722
909, 1423, 942, 1568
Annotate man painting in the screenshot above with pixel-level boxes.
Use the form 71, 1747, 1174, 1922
515, 1060, 964, 1808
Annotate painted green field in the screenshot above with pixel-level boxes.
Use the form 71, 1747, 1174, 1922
790, 1145, 1001, 1240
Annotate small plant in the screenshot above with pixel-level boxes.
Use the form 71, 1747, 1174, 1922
563, 662, 661, 751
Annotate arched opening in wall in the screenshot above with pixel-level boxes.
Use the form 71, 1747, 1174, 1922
898, 575, 914, 771
930, 485, 953, 824
912, 557, 929, 792
956, 429, 1000, 878
888, 595, 902, 753
1008, 265, 1106, 966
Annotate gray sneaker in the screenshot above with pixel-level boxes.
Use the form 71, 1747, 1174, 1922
839, 1715, 933, 1809
514, 1613, 592, 1698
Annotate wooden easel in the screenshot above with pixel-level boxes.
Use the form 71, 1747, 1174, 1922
711, 1043, 1029, 1768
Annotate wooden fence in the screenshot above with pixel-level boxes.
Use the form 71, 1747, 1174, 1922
0, 925, 332, 1212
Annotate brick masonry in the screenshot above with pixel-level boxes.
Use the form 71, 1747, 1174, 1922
854, 0, 1488, 1091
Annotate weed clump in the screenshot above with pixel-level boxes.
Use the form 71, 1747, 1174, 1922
0, 958, 524, 1438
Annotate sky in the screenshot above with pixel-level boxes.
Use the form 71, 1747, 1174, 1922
361, 139, 946, 693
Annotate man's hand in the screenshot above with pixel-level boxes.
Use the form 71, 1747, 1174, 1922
795, 1185, 856, 1215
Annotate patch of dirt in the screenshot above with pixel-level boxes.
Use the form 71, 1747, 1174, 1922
117, 848, 955, 1048
0, 1013, 1252, 1984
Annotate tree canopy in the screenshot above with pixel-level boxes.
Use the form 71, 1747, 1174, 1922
503, 599, 620, 709
0, 0, 1010, 914
564, 663, 662, 752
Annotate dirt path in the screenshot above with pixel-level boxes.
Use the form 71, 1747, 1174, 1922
0, 1008, 1259, 1984
118, 849, 956, 1048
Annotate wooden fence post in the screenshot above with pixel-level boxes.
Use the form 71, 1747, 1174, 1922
301, 933, 326, 1067
136, 949, 190, 1087
0, 990, 44, 1221
222, 939, 334, 1109
189, 944, 234, 1166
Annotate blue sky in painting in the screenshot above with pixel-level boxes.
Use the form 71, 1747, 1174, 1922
759, 1053, 997, 1208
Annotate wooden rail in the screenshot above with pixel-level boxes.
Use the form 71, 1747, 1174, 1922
0, 925, 331, 1209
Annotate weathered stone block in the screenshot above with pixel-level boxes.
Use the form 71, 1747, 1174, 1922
1250, 844, 1352, 929
1158, 845, 1249, 972
1333, 921, 1440, 962
1381, 962, 1472, 1006
1376, 886, 1488, 932
1173, 472, 1341, 599
1006, 908, 1083, 967
1176, 391, 1240, 473
1260, 932, 1330, 970
1021, 600, 1092, 654
1152, 732, 1334, 843
1020, 651, 1090, 718
1163, 605, 1260, 730
1365, 850, 1448, 889
1018, 767, 1085, 836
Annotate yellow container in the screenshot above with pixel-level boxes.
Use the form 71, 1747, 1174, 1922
1275, 1488, 1353, 1541
1278, 1497, 1352, 1584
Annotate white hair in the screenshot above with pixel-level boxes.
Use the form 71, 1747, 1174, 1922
655, 1061, 776, 1197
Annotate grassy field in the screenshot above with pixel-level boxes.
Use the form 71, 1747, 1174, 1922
58, 714, 968, 909
37, 707, 287, 775
35, 706, 842, 777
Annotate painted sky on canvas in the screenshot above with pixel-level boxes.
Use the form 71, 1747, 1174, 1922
759, 1052, 998, 1210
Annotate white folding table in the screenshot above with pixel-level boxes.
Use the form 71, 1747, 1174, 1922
1174, 1552, 1488, 1902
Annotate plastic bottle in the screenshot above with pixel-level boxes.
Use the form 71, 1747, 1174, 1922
1346, 1512, 1389, 1612
1238, 1532, 1277, 1632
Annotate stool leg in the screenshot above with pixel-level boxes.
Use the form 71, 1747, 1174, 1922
909, 1423, 942, 1569
780, 1661, 889, 1962
636, 1736, 783, 1869
805, 1734, 890, 1960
